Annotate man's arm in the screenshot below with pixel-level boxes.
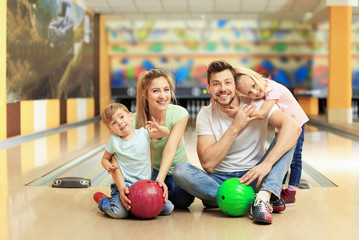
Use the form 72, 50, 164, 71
197, 104, 257, 173
239, 109, 301, 187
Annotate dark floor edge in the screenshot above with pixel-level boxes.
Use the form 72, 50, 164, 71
0, 116, 101, 150
308, 118, 359, 142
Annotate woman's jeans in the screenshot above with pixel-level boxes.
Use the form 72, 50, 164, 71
152, 169, 195, 209
172, 133, 295, 205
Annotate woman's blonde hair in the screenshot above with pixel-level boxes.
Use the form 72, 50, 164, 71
102, 103, 129, 128
234, 66, 268, 94
135, 69, 177, 129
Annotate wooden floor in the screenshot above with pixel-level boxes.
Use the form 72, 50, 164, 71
1, 116, 359, 240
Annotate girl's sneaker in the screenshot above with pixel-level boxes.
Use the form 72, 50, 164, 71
280, 189, 296, 205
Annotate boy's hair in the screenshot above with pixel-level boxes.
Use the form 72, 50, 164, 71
235, 66, 267, 93
102, 103, 129, 127
206, 60, 236, 85
135, 69, 177, 129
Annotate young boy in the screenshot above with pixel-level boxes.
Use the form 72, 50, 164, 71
93, 103, 174, 218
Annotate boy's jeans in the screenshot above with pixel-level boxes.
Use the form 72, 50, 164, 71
98, 183, 174, 218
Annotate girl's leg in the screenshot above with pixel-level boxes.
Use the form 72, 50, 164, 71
288, 125, 305, 188
281, 125, 305, 204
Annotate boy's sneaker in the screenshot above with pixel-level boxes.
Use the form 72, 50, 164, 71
249, 199, 273, 224
271, 198, 286, 213
93, 192, 109, 204
280, 189, 296, 205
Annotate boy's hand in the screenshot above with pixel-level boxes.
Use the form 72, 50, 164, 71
155, 179, 168, 203
106, 164, 118, 174
120, 187, 131, 211
103, 159, 118, 174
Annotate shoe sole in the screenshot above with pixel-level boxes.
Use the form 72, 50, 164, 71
254, 220, 272, 224
272, 206, 286, 213
249, 214, 272, 224
284, 202, 295, 206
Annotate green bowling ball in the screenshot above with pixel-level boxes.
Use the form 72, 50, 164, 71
216, 178, 255, 216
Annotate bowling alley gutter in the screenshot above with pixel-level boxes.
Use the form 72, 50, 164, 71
0, 116, 101, 150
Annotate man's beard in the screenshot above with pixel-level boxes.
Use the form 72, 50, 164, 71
214, 95, 235, 106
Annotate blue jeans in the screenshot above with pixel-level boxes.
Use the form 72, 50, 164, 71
152, 169, 195, 209
98, 183, 174, 218
283, 124, 305, 187
172, 133, 295, 204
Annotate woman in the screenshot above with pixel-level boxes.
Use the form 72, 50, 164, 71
135, 69, 194, 209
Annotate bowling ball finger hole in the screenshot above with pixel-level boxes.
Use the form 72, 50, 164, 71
222, 196, 225, 200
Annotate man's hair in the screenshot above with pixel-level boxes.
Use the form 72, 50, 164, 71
206, 60, 236, 85
102, 103, 129, 127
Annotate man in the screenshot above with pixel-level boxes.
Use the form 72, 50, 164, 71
173, 60, 301, 224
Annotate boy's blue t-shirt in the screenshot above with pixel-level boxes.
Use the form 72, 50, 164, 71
105, 128, 151, 185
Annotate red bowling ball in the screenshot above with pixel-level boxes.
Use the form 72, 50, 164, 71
128, 180, 165, 219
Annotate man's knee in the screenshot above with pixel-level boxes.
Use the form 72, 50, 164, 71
173, 162, 190, 180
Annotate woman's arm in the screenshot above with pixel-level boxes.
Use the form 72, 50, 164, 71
156, 116, 188, 182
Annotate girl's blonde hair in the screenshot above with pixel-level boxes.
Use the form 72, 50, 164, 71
234, 66, 268, 94
135, 69, 177, 129
102, 103, 129, 128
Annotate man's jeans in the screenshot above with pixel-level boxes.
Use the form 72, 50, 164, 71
172, 133, 295, 205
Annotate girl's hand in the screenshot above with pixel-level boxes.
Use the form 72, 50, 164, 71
221, 104, 239, 118
155, 179, 168, 203
120, 187, 131, 211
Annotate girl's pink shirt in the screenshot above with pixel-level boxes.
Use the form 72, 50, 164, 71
265, 79, 309, 127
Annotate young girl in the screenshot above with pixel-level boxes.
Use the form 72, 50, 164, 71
235, 66, 309, 205
134, 69, 195, 209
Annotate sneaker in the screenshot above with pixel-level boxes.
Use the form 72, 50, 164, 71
93, 192, 109, 204
271, 198, 286, 213
249, 199, 273, 224
280, 189, 296, 205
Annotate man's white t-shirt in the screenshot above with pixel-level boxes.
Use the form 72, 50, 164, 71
196, 96, 279, 173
